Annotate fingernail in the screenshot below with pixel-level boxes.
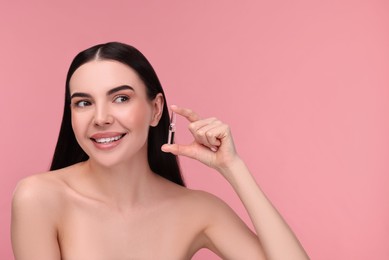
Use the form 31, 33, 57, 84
211, 146, 218, 152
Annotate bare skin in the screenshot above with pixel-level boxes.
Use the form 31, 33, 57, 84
12, 160, 264, 260
11, 60, 308, 259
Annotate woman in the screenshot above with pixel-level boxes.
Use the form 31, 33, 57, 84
11, 42, 309, 259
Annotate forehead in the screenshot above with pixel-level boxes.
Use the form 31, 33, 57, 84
69, 60, 145, 93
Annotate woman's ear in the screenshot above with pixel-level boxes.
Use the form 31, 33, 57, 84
150, 93, 164, 127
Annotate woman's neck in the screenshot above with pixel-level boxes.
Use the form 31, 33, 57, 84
78, 155, 159, 209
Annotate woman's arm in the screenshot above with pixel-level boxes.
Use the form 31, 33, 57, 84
11, 176, 61, 260
162, 105, 309, 260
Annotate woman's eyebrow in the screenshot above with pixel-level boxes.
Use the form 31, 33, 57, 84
70, 92, 91, 99
70, 85, 134, 100
107, 85, 134, 95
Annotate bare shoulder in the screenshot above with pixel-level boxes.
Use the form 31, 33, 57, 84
11, 169, 70, 259
153, 179, 237, 231
174, 188, 263, 258
174, 186, 232, 215
180, 189, 248, 232
164, 185, 243, 234
154, 176, 226, 210
12, 168, 70, 214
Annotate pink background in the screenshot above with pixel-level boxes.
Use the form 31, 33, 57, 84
1, 1, 388, 259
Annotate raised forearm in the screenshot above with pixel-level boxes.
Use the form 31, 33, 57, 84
219, 157, 309, 260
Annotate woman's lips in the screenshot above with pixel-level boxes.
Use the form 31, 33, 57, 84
90, 132, 127, 150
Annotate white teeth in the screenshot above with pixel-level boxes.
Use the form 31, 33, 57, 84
94, 135, 123, 144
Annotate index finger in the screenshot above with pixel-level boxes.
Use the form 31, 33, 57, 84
170, 105, 201, 123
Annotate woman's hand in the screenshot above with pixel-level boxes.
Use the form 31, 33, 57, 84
161, 105, 239, 172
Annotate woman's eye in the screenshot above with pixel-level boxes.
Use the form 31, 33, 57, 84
75, 100, 91, 107
114, 95, 129, 103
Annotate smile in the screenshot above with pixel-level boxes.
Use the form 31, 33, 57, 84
91, 134, 126, 144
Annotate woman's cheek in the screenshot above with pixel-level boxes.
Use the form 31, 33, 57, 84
71, 113, 90, 146
118, 104, 152, 129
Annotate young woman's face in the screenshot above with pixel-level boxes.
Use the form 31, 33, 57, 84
69, 60, 163, 167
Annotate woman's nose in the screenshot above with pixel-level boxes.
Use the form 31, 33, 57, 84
93, 105, 114, 126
